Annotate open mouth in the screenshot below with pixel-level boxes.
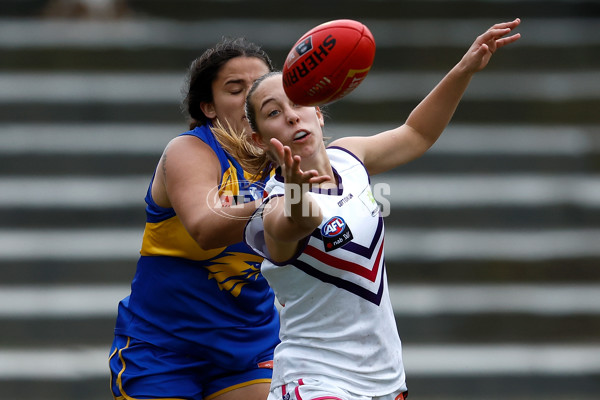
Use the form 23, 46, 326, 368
293, 130, 310, 141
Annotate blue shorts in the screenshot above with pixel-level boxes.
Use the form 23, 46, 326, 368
109, 335, 273, 400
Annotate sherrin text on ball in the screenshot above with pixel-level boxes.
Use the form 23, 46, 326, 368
282, 19, 376, 106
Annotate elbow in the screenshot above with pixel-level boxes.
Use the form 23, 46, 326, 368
184, 202, 256, 249
194, 233, 219, 250
189, 223, 242, 250
192, 228, 227, 250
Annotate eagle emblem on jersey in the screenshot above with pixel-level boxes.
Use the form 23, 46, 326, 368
205, 252, 263, 297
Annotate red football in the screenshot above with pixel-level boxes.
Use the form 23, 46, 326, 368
282, 19, 376, 106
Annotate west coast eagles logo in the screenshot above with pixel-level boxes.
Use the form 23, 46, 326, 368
205, 252, 264, 297
321, 216, 353, 252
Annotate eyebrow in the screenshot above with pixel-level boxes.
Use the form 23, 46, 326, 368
223, 78, 245, 87
259, 97, 276, 111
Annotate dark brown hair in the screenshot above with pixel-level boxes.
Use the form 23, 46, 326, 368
182, 37, 274, 129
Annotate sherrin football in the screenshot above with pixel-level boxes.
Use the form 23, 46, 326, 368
282, 19, 376, 106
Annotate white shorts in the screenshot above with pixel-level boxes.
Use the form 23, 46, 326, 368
267, 378, 408, 400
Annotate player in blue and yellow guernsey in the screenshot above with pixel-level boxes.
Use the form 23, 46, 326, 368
109, 38, 280, 400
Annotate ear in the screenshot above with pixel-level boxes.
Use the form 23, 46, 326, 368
251, 132, 267, 150
200, 102, 217, 119
315, 106, 325, 127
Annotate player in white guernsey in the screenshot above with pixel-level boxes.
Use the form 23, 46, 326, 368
239, 19, 521, 400
246, 147, 406, 399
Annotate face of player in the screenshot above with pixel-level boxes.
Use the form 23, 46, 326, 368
250, 74, 325, 162
201, 56, 271, 135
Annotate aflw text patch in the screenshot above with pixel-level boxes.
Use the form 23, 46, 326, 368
321, 216, 353, 252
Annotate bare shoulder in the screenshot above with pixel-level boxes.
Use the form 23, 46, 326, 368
163, 135, 221, 177
151, 135, 221, 207
328, 136, 367, 160
165, 134, 218, 158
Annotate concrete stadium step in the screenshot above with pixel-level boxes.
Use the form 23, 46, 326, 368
386, 259, 600, 284
1, 228, 598, 278
2, 17, 598, 72
1, 376, 599, 400
1, 312, 599, 349
2, 256, 599, 286
0, 260, 137, 285
3, 203, 600, 230
0, 207, 146, 228
5, 174, 596, 205
1, 345, 599, 400
2, 98, 598, 124
3, 152, 599, 175
1, 283, 599, 345
2, 0, 599, 20
398, 314, 600, 344
0, 227, 574, 256
4, 45, 599, 72
406, 375, 600, 400
8, 17, 576, 51
3, 122, 599, 174
0, 317, 115, 348
123, 0, 600, 20
2, 71, 598, 123
2, 173, 599, 228
388, 154, 600, 174
385, 205, 600, 230
335, 99, 600, 125
0, 153, 159, 175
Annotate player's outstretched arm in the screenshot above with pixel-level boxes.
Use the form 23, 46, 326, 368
332, 18, 521, 176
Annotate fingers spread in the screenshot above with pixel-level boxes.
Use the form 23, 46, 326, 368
490, 18, 521, 31
496, 32, 521, 48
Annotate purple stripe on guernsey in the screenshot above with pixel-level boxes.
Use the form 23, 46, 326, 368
327, 145, 371, 184
291, 257, 386, 305
311, 215, 383, 259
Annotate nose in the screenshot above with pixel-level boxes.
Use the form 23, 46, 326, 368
286, 108, 300, 125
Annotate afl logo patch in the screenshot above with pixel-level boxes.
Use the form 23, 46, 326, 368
321, 216, 353, 252
295, 36, 313, 56
286, 36, 313, 67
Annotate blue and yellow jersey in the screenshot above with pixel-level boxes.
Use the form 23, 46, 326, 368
114, 124, 280, 369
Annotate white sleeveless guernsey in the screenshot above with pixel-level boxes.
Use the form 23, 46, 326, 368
245, 147, 406, 396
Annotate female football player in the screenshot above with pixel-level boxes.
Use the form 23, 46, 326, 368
239, 19, 521, 400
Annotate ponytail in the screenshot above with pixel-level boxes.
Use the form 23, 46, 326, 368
210, 120, 275, 181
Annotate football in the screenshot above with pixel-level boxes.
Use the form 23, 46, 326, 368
282, 19, 376, 106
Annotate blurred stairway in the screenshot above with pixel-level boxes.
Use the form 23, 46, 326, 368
1, 1, 599, 399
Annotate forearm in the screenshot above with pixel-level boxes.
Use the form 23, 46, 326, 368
285, 187, 322, 239
262, 189, 323, 245
188, 199, 260, 249
406, 18, 521, 142
405, 63, 474, 146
